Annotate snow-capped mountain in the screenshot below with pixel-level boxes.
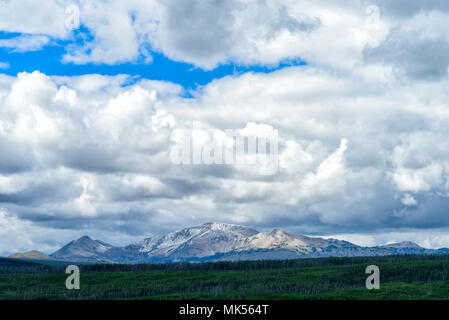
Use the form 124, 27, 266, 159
134, 222, 259, 262
43, 223, 449, 263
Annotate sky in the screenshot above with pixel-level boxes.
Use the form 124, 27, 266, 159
2, 0, 449, 255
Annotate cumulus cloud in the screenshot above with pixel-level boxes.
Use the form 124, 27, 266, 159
0, 63, 449, 254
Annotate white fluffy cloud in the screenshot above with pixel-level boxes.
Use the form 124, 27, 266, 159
0, 64, 449, 253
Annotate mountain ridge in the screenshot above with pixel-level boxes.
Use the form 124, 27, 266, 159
12, 222, 449, 263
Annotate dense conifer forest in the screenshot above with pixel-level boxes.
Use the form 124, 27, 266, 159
1, 255, 448, 299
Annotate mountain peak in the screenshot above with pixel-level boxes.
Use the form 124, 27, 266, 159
201, 222, 242, 231
50, 236, 115, 262
137, 222, 259, 259
267, 228, 289, 235
76, 235, 93, 241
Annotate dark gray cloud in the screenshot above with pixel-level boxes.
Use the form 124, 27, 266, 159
155, 0, 321, 68
160, 0, 237, 64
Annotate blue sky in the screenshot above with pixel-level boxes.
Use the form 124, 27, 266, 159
0, 30, 305, 92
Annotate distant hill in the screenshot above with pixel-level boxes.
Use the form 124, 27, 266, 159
9, 250, 52, 260
43, 222, 449, 263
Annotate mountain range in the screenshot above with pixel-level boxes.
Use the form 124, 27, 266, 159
9, 222, 449, 263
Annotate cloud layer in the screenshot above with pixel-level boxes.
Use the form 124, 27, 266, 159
0, 0, 396, 68
1, 0, 449, 74
1, 63, 449, 253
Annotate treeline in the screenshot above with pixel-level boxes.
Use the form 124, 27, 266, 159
0, 258, 61, 274
80, 254, 449, 272
2, 254, 449, 274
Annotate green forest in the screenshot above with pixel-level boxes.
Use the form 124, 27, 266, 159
1, 255, 449, 300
